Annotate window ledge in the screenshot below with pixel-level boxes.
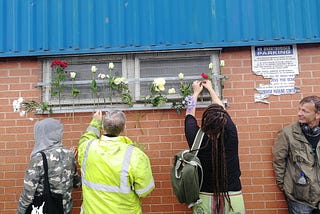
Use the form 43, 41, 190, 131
35, 102, 213, 114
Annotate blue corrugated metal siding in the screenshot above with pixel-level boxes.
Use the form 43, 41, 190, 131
0, 0, 319, 57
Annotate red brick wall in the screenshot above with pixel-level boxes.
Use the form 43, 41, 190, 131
1, 43, 319, 214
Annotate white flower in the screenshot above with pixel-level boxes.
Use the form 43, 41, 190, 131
208, 62, 213, 70
168, 88, 176, 94
114, 77, 124, 85
13, 98, 23, 112
98, 73, 106, 79
108, 62, 114, 70
19, 110, 26, 117
178, 73, 184, 80
17, 97, 24, 103
13, 100, 19, 112
70, 72, 76, 79
153, 78, 166, 91
91, 65, 98, 73
13, 106, 20, 112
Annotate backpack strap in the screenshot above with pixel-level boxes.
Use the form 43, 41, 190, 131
39, 152, 51, 196
190, 129, 205, 156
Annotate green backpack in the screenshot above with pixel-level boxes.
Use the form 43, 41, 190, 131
170, 129, 204, 208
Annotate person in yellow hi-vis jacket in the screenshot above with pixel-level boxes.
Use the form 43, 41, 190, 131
78, 110, 155, 214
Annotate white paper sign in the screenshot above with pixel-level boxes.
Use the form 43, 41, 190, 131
251, 45, 300, 103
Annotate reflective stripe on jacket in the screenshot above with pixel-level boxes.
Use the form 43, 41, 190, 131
273, 122, 320, 208
78, 119, 155, 214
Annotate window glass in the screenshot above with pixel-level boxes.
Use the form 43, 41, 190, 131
139, 56, 209, 96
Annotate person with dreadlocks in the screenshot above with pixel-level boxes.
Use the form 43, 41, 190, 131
184, 79, 245, 214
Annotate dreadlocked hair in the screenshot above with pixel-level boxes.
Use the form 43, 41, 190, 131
201, 104, 233, 213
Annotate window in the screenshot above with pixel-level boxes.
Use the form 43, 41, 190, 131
38, 49, 223, 113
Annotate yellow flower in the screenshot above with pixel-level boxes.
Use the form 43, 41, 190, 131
114, 77, 124, 85
153, 78, 166, 91
147, 78, 167, 107
158, 85, 165, 91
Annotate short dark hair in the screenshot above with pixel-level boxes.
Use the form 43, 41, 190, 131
300, 96, 320, 112
103, 110, 126, 136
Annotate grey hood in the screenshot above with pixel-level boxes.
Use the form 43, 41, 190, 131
31, 118, 63, 157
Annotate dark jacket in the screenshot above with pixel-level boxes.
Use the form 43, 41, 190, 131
185, 114, 242, 192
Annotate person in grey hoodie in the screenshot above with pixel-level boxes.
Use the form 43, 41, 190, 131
17, 118, 81, 214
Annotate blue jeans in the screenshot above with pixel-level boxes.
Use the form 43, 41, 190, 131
287, 199, 315, 214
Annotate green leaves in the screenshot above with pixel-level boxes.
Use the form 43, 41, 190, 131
91, 79, 98, 95
171, 75, 192, 114
71, 88, 80, 97
145, 78, 168, 107
150, 94, 167, 107
23, 100, 52, 114
51, 65, 67, 97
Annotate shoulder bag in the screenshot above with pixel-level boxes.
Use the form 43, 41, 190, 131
170, 129, 205, 208
26, 152, 64, 214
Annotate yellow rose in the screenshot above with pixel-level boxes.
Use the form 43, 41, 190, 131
157, 85, 165, 91
114, 77, 124, 85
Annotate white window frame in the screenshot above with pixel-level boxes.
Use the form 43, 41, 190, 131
37, 49, 223, 113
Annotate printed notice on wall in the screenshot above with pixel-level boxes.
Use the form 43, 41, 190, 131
251, 45, 300, 103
